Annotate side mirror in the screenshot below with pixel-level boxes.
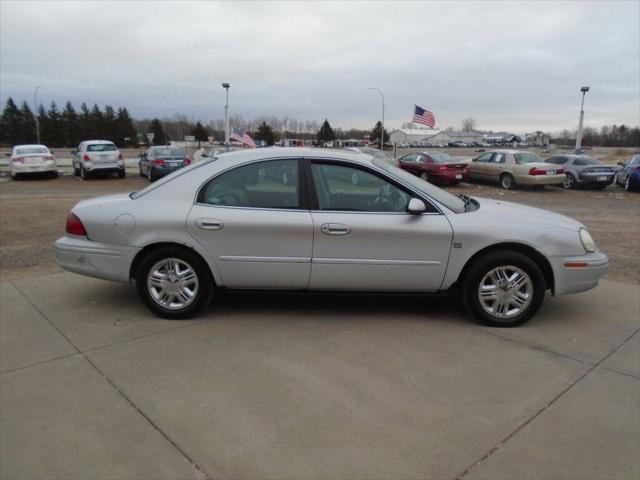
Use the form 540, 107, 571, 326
618, 161, 625, 167
4, 153, 10, 157
70, 150, 76, 155
407, 198, 427, 215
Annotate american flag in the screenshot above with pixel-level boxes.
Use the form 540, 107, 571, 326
412, 105, 436, 128
230, 128, 257, 148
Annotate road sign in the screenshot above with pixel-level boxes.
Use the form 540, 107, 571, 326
184, 135, 196, 142
146, 133, 154, 144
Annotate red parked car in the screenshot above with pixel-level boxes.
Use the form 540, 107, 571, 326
397, 151, 469, 185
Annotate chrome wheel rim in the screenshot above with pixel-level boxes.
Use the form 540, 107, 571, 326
501, 176, 512, 189
625, 177, 630, 191
147, 258, 199, 310
563, 175, 574, 189
478, 265, 533, 319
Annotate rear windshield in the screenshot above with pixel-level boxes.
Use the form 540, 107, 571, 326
372, 159, 465, 213
514, 152, 542, 164
130, 157, 216, 199
428, 152, 455, 163
575, 156, 599, 166
15, 147, 48, 155
152, 147, 186, 157
87, 144, 117, 152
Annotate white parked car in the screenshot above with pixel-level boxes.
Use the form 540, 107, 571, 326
55, 148, 608, 327
71, 140, 125, 180
8, 144, 58, 179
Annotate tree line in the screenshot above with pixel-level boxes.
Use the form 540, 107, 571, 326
551, 125, 640, 148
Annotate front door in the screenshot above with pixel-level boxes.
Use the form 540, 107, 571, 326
187, 158, 313, 289
307, 161, 453, 291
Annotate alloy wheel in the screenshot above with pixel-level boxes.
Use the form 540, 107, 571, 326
478, 265, 533, 319
147, 258, 199, 310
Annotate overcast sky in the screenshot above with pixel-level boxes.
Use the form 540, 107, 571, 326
1, 1, 638, 133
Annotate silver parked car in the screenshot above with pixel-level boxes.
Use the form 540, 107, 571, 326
72, 140, 125, 179
55, 148, 608, 327
545, 154, 615, 189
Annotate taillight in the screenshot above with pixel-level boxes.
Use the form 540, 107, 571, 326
438, 165, 447, 171
66, 213, 87, 236
43, 155, 54, 161
118, 152, 123, 160
529, 167, 546, 176
557, 168, 564, 174
12, 156, 24, 163
152, 159, 164, 165
82, 154, 90, 162
183, 158, 191, 166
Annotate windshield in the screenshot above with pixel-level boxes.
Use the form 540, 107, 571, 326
87, 143, 117, 152
361, 148, 394, 161
152, 147, 186, 157
514, 152, 542, 164
15, 146, 48, 155
428, 152, 454, 163
372, 159, 465, 213
130, 157, 216, 199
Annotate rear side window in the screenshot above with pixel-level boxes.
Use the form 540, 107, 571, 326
546, 157, 567, 165
199, 159, 300, 209
87, 144, 117, 152
514, 152, 542, 164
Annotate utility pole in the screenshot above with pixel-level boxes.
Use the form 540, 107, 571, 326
368, 87, 385, 150
222, 83, 230, 150
575, 86, 590, 153
33, 86, 41, 144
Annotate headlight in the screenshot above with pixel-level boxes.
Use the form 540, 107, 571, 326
579, 228, 597, 253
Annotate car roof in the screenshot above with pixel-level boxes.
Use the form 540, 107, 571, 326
13, 144, 48, 149
212, 147, 372, 166
82, 140, 116, 144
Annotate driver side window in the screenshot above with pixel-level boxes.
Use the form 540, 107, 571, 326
311, 163, 410, 213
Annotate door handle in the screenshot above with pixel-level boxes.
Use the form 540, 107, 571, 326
321, 223, 351, 235
195, 218, 224, 230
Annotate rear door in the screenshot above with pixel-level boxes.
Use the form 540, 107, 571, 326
307, 160, 452, 291
187, 158, 313, 289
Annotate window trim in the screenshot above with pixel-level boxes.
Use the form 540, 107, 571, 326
304, 158, 441, 215
195, 157, 309, 211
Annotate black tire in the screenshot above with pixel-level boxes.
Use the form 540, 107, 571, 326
563, 173, 577, 189
135, 246, 213, 319
461, 250, 546, 327
73, 162, 80, 176
420, 171, 430, 182
118, 168, 126, 179
80, 167, 88, 180
147, 168, 154, 183
450, 181, 460, 186
500, 173, 515, 190
50, 170, 59, 179
625, 177, 633, 192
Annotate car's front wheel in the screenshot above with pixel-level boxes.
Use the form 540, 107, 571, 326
462, 250, 546, 327
136, 247, 213, 319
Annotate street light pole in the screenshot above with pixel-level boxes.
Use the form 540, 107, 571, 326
575, 86, 590, 153
33, 86, 41, 144
368, 87, 385, 150
222, 83, 230, 150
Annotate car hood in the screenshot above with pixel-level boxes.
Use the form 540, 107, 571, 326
73, 193, 132, 212
475, 197, 583, 231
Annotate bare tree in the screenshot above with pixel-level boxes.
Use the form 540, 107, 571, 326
462, 117, 476, 132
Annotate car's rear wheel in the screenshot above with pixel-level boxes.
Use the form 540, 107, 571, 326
118, 168, 126, 179
73, 163, 80, 176
50, 170, 59, 179
80, 167, 88, 180
500, 173, 515, 190
563, 173, 577, 189
420, 172, 430, 182
136, 247, 213, 319
462, 250, 545, 327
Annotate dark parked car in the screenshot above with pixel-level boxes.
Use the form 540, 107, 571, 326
398, 151, 469, 185
615, 154, 640, 191
545, 154, 615, 189
138, 147, 191, 182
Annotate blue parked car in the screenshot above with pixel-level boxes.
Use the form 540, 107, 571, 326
138, 147, 191, 182
615, 154, 640, 192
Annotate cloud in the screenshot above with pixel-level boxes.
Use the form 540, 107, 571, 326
1, 0, 638, 132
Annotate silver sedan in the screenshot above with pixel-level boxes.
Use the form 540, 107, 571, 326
55, 148, 608, 327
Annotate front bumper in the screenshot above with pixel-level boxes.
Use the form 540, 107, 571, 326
54, 235, 140, 282
11, 162, 57, 174
548, 251, 608, 295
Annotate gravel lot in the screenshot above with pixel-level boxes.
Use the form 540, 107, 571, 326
1, 159, 638, 284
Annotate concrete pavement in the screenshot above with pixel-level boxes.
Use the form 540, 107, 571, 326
1, 272, 638, 479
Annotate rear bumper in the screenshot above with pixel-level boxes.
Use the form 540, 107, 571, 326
54, 235, 139, 282
579, 173, 615, 185
84, 161, 124, 172
548, 251, 608, 295
151, 164, 184, 178
11, 162, 57, 174
517, 174, 566, 186
429, 171, 469, 183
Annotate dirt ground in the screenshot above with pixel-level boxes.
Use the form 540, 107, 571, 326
0, 164, 638, 285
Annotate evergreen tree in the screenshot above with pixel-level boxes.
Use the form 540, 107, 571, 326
46, 102, 63, 147
149, 118, 166, 145
103, 105, 116, 141
371, 121, 389, 147
255, 122, 275, 146
317, 119, 335, 143
115, 107, 137, 147
37, 105, 49, 146
78, 102, 91, 140
0, 98, 22, 146
19, 101, 36, 144
190, 121, 209, 147
61, 102, 79, 147
90, 104, 103, 139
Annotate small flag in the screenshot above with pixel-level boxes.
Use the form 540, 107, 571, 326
230, 128, 257, 148
412, 105, 436, 128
